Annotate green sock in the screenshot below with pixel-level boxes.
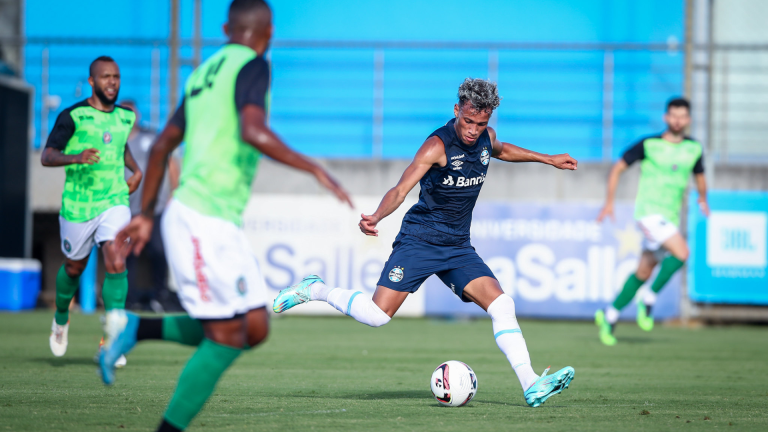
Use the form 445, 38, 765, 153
651, 256, 685, 293
164, 339, 242, 430
54, 265, 80, 325
612, 274, 645, 311
102, 271, 128, 310
163, 315, 205, 347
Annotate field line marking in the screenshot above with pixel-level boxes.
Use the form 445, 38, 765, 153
211, 408, 348, 417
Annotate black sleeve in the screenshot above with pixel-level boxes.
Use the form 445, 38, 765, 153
168, 98, 186, 131
234, 57, 270, 112
45, 109, 75, 151
621, 139, 645, 166
693, 152, 705, 174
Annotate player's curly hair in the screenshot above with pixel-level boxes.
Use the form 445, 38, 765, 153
457, 78, 501, 114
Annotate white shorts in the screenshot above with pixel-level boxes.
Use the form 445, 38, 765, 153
59, 205, 131, 260
636, 214, 679, 252
161, 199, 267, 320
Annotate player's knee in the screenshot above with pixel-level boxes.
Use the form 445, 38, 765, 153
64, 261, 86, 278
366, 304, 391, 327
487, 293, 516, 317
677, 247, 690, 262
635, 268, 652, 281
246, 326, 269, 349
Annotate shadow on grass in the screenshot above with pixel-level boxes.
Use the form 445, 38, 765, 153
30, 356, 97, 367
617, 336, 654, 344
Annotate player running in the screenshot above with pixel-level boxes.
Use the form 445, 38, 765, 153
595, 97, 708, 346
274, 78, 577, 407
42, 56, 141, 367
101, 1, 351, 431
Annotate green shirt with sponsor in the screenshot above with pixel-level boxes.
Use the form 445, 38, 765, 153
622, 135, 704, 226
45, 101, 135, 222
172, 44, 270, 226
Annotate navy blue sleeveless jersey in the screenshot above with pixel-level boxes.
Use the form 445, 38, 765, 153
399, 118, 492, 245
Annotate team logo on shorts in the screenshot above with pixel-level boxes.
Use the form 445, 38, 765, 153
102, 131, 112, 144
389, 266, 404, 283
63, 239, 72, 253
236, 277, 247, 296
480, 148, 490, 165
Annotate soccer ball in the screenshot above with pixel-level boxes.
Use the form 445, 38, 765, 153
430, 360, 478, 407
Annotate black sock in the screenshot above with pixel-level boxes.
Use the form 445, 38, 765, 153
157, 419, 182, 432
137, 317, 163, 341
646, 304, 653, 316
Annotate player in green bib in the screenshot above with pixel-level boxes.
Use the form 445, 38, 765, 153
101, 1, 351, 431
595, 98, 709, 345
41, 56, 142, 365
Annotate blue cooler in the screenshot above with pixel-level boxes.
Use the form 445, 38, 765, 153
0, 258, 42, 311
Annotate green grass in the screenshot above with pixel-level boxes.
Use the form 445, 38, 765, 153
1, 312, 767, 431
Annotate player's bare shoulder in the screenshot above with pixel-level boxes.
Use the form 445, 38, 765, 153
416, 135, 448, 167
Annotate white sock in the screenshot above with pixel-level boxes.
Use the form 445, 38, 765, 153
487, 295, 539, 390
326, 288, 391, 327
643, 289, 657, 306
605, 306, 620, 324
310, 281, 334, 301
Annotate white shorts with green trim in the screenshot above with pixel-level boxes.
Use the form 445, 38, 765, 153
59, 205, 131, 260
636, 214, 679, 252
161, 199, 267, 320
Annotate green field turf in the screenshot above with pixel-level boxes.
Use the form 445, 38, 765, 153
1, 311, 767, 431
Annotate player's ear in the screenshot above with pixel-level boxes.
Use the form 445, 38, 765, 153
88, 76, 94, 88
223, 23, 230, 38
454, 104, 460, 118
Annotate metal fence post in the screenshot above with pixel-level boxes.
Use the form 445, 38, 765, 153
151, 46, 160, 130
601, 50, 614, 162
372, 49, 384, 159
40, 47, 49, 148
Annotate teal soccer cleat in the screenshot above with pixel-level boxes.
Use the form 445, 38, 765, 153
272, 275, 324, 313
524, 366, 575, 407
99, 310, 139, 386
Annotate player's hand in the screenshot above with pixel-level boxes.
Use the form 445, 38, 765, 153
597, 203, 615, 223
359, 213, 380, 236
698, 198, 710, 217
126, 171, 142, 195
77, 148, 100, 165
116, 215, 154, 257
550, 153, 578, 170
314, 169, 354, 208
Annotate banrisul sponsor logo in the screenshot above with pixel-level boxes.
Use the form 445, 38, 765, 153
442, 173, 486, 187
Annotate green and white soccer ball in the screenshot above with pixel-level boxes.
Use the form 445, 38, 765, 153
430, 360, 478, 407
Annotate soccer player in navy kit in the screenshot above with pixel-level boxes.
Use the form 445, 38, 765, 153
275, 78, 578, 407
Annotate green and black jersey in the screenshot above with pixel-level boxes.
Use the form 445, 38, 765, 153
622, 135, 704, 226
45, 101, 136, 222
168, 43, 271, 226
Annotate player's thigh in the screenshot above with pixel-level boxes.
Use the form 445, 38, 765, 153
462, 277, 505, 311
372, 285, 410, 317
662, 233, 689, 261
244, 307, 269, 348
59, 216, 98, 261
201, 315, 247, 349
93, 205, 131, 244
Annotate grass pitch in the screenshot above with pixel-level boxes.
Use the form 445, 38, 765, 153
1, 311, 767, 431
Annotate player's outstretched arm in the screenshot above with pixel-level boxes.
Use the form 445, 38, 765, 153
123, 145, 142, 195
240, 104, 353, 208
694, 173, 710, 217
488, 127, 577, 170
596, 159, 628, 222
116, 122, 184, 256
359, 136, 445, 236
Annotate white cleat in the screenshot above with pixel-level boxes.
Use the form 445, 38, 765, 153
50, 318, 69, 357
115, 354, 127, 368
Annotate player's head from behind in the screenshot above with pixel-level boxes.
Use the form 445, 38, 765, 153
664, 97, 690, 135
225, 0, 273, 55
453, 78, 501, 145
88, 56, 120, 106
